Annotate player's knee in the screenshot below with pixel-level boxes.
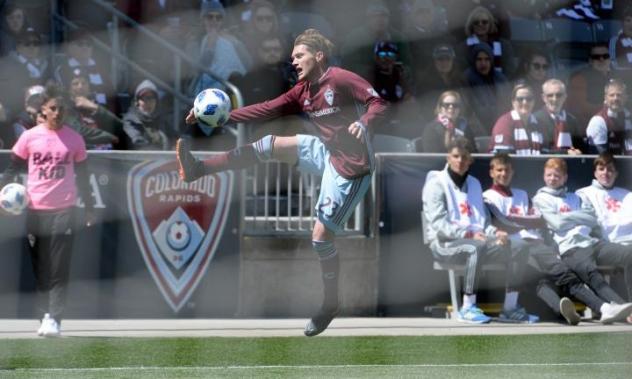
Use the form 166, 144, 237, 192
312, 240, 336, 260
252, 135, 275, 162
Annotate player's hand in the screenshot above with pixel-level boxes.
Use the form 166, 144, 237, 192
348, 121, 365, 140
472, 231, 486, 241
567, 147, 582, 156
74, 96, 99, 113
495, 230, 509, 246
185, 108, 197, 125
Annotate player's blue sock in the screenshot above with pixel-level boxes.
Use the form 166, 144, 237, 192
312, 240, 339, 311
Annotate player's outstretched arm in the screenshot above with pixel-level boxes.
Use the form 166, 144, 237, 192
185, 108, 197, 125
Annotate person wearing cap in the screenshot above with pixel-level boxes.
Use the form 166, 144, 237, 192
341, 0, 412, 81
0, 26, 50, 117
61, 67, 122, 150
122, 79, 173, 150
185, 0, 249, 95
54, 27, 114, 113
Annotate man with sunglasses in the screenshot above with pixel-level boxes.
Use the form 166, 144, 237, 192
567, 43, 620, 128
533, 79, 584, 154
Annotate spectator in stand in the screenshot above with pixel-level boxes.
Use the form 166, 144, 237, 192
0, 101, 10, 149
513, 49, 551, 109
61, 67, 122, 150
123, 79, 173, 150
585, 78, 632, 155
420, 91, 475, 153
567, 43, 618, 128
458, 6, 516, 77
0, 27, 50, 117
462, 43, 510, 136
232, 0, 288, 67
341, 0, 413, 81
422, 138, 539, 324
10, 85, 46, 145
533, 157, 632, 324
609, 5, 632, 82
577, 152, 632, 304
186, 0, 249, 95
534, 79, 584, 155
0, 3, 30, 56
55, 27, 114, 113
489, 83, 544, 155
402, 0, 451, 82
232, 34, 296, 107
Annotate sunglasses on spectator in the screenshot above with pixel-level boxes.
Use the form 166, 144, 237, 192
591, 53, 610, 60
531, 62, 549, 70
514, 96, 534, 103
377, 51, 397, 59
545, 92, 565, 98
473, 19, 490, 26
204, 13, 223, 21
440, 102, 461, 109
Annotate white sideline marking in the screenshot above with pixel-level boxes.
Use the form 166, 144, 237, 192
7, 362, 632, 372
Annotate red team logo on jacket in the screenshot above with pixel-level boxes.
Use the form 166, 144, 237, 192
127, 160, 233, 312
559, 204, 571, 213
460, 201, 472, 216
606, 197, 621, 212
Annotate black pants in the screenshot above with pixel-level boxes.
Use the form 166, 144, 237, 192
27, 208, 75, 323
593, 241, 632, 301
524, 240, 604, 313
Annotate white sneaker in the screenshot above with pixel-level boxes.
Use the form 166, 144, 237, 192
37, 313, 50, 336
600, 302, 632, 324
43, 319, 60, 337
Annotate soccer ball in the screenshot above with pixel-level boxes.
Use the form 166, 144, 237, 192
193, 88, 231, 128
0, 183, 28, 215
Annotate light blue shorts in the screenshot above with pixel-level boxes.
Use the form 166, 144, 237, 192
296, 134, 372, 233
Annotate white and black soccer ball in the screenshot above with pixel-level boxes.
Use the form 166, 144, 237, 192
193, 88, 231, 128
0, 183, 28, 215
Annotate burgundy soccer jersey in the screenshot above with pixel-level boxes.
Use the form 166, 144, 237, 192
230, 67, 388, 178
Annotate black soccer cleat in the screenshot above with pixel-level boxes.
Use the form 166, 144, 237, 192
304, 308, 339, 337
176, 138, 203, 182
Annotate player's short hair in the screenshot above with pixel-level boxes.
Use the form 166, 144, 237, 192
490, 152, 512, 169
544, 157, 567, 174
594, 152, 617, 171
294, 29, 334, 61
446, 137, 472, 156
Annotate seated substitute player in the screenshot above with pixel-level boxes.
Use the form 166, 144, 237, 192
176, 29, 388, 337
422, 138, 538, 323
576, 152, 632, 304
532, 158, 632, 323
483, 153, 614, 325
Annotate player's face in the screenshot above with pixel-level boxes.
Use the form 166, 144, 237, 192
41, 98, 65, 130
446, 147, 472, 176
291, 44, 323, 83
512, 88, 535, 118
604, 85, 626, 113
594, 163, 618, 188
542, 83, 566, 113
543, 167, 567, 189
490, 163, 513, 187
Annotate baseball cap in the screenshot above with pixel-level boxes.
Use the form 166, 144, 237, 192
432, 44, 455, 59
200, 0, 225, 17
366, 0, 390, 16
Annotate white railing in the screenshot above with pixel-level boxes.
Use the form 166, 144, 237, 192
242, 161, 365, 236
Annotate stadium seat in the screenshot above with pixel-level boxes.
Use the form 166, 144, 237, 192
508, 17, 545, 48
592, 19, 622, 43
372, 134, 413, 153
542, 18, 595, 75
410, 136, 424, 153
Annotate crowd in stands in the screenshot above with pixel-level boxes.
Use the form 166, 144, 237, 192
0, 0, 632, 155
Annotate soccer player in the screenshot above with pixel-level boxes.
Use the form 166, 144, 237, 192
483, 153, 611, 325
422, 138, 538, 324
576, 152, 632, 304
176, 29, 388, 336
0, 84, 94, 336
532, 158, 632, 323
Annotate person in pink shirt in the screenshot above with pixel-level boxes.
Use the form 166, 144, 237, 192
0, 84, 94, 337
176, 28, 388, 337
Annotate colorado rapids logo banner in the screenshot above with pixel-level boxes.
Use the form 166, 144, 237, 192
127, 160, 233, 312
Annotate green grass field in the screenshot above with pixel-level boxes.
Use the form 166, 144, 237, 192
1, 332, 632, 378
